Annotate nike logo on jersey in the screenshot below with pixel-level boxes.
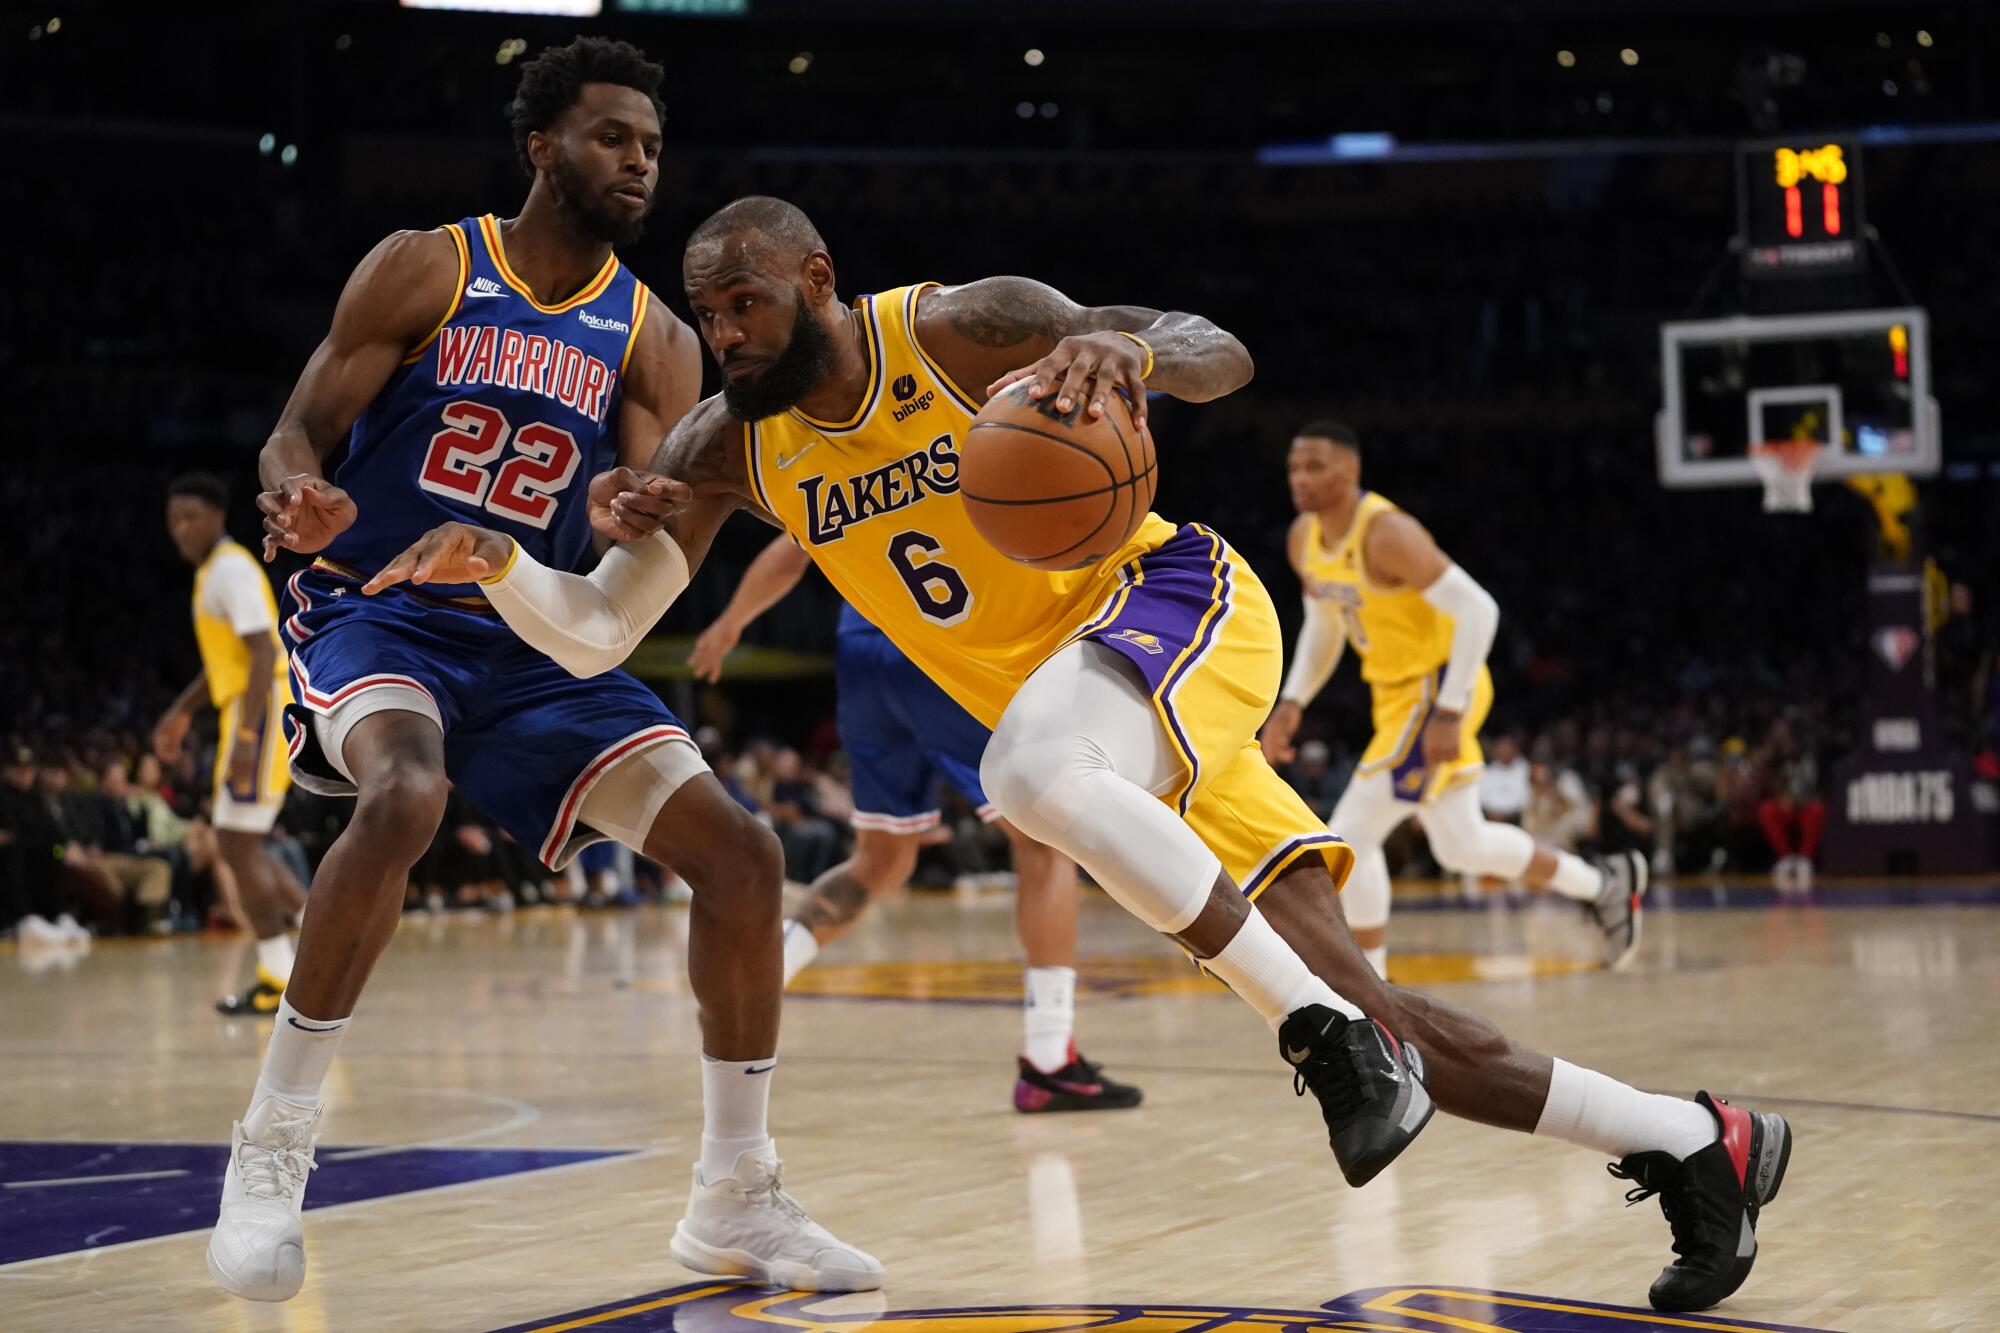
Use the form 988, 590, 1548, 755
774, 440, 819, 469
465, 277, 506, 298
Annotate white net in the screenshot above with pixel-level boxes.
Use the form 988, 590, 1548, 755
1749, 442, 1822, 513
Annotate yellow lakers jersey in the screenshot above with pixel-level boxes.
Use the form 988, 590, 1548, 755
1297, 492, 1452, 686
192, 539, 288, 707
747, 283, 1177, 727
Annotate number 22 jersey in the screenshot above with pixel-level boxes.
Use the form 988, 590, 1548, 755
321, 214, 651, 598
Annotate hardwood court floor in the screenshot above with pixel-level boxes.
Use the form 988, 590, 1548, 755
2, 882, 1996, 1332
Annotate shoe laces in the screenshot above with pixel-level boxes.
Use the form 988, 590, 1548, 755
742, 1164, 808, 1224
1290, 1034, 1370, 1121
238, 1111, 319, 1201
1607, 1157, 1694, 1262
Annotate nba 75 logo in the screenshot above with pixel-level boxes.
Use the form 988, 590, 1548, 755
1872, 626, 1919, 672
493, 1282, 1840, 1333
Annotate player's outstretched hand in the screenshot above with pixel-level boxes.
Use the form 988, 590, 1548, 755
1259, 700, 1303, 766
363, 522, 514, 595
589, 467, 692, 542
258, 475, 357, 562
987, 331, 1150, 430
688, 618, 743, 683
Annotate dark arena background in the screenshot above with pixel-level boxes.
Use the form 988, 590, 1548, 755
4, 3, 1998, 1331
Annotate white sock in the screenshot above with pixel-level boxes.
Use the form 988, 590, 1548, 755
1534, 1058, 1718, 1160
1023, 966, 1076, 1071
780, 920, 819, 986
1203, 907, 1363, 1030
1546, 852, 1604, 902
698, 1053, 775, 1183
250, 996, 350, 1109
1362, 945, 1388, 978
256, 933, 295, 985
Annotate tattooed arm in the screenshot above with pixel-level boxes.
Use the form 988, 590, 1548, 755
913, 275, 1254, 428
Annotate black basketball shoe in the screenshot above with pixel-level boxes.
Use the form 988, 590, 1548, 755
215, 967, 286, 1017
1608, 1090, 1793, 1312
1013, 1044, 1144, 1113
1279, 1005, 1434, 1187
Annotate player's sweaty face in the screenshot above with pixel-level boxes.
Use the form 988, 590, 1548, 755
1287, 437, 1355, 511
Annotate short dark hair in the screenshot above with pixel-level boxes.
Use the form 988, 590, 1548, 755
1295, 419, 1361, 456
166, 471, 229, 512
509, 36, 666, 178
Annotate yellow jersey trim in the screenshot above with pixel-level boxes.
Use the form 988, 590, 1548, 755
621, 283, 651, 378
478, 213, 620, 314
402, 223, 470, 366
902, 283, 983, 414
789, 294, 884, 433
742, 421, 778, 515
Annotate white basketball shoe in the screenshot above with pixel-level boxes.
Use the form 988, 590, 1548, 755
205, 1094, 323, 1301
670, 1145, 884, 1291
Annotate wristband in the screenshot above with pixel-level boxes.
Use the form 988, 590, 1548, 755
1114, 331, 1155, 380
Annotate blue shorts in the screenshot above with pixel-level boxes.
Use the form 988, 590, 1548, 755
279, 561, 690, 869
835, 625, 997, 833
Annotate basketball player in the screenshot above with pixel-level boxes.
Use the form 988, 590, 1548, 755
1257, 422, 1647, 975
209, 45, 878, 1302
370, 197, 1793, 1312
156, 471, 306, 1014
689, 535, 1141, 1112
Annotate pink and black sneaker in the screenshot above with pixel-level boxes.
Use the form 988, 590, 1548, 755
1608, 1090, 1793, 1312
1013, 1043, 1144, 1113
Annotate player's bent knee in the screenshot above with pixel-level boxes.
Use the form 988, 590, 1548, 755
850, 829, 920, 892
677, 807, 785, 920
349, 764, 449, 855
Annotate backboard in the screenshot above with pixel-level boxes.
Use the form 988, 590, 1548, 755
1656, 307, 1939, 489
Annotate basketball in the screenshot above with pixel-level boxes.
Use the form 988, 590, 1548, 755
960, 382, 1157, 571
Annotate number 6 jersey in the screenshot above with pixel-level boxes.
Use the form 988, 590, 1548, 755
746, 282, 1175, 729
322, 214, 650, 597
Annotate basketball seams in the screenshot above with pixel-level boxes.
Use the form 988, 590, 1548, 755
961, 405, 1154, 569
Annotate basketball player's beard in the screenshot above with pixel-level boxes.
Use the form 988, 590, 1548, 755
722, 293, 837, 422
550, 154, 647, 247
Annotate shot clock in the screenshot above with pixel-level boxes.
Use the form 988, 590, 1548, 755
1738, 137, 1866, 278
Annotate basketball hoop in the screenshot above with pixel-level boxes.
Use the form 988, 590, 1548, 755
1749, 441, 1823, 513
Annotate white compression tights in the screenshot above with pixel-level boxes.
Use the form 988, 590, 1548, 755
1331, 773, 1537, 932
981, 642, 1216, 933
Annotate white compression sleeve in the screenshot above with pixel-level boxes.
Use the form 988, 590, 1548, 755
481, 532, 690, 678
1279, 595, 1345, 706
1418, 563, 1498, 713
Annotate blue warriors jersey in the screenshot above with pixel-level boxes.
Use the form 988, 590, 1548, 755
321, 214, 652, 599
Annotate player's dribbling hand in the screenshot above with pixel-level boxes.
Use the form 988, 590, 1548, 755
1259, 700, 1303, 765
363, 522, 514, 594
687, 620, 742, 683
1421, 712, 1463, 770
987, 331, 1150, 431
589, 467, 692, 543
258, 475, 357, 562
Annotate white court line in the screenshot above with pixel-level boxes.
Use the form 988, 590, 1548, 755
3, 1169, 189, 1190
322, 1089, 543, 1163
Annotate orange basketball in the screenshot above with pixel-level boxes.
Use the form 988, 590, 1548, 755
960, 383, 1157, 572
